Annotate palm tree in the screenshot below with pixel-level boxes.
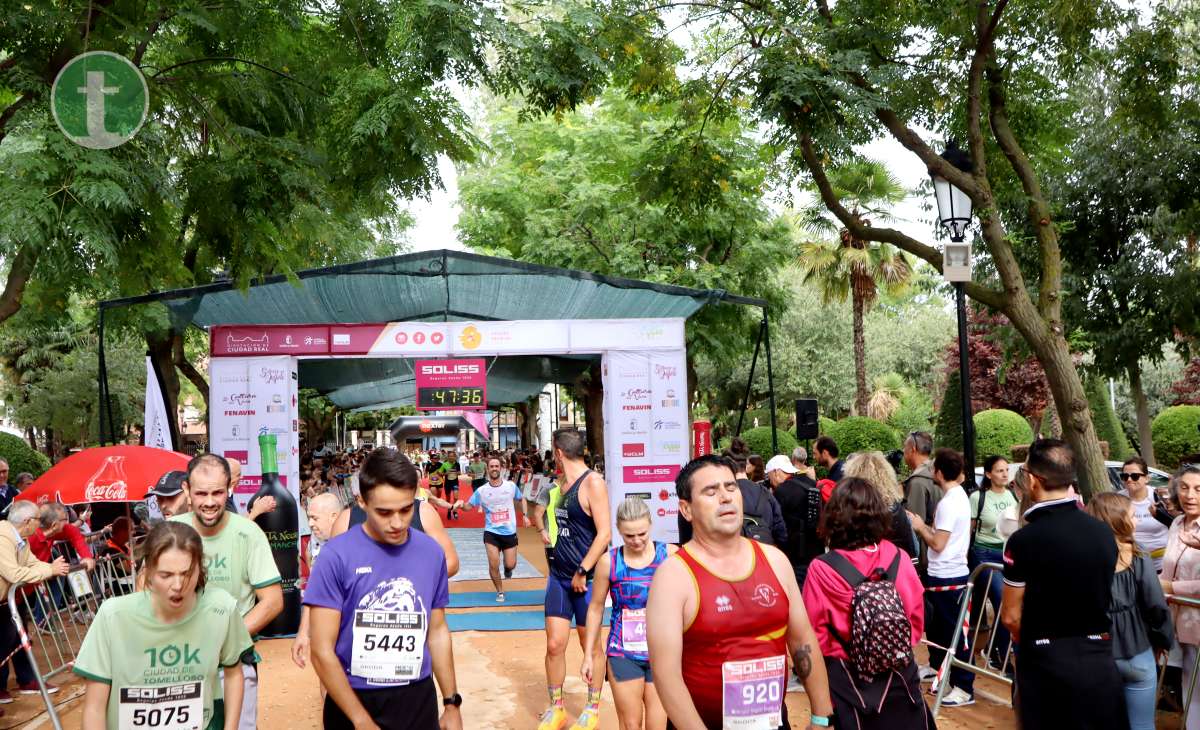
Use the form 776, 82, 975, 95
798, 159, 913, 416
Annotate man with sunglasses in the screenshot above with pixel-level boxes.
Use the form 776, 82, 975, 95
1000, 439, 1127, 729
1118, 456, 1172, 572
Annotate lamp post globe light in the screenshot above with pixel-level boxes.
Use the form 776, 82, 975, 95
931, 140, 977, 478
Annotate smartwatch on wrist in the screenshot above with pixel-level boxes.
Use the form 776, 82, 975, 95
575, 565, 588, 576
810, 715, 832, 728
443, 693, 463, 708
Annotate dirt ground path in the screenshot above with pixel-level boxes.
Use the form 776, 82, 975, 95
27, 527, 1017, 728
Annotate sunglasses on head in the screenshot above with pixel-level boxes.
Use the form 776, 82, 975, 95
1119, 472, 1146, 481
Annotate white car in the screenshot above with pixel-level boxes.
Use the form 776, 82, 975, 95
974, 460, 1171, 493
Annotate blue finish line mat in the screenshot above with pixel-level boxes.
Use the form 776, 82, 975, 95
447, 528, 544, 582
448, 590, 545, 608
446, 608, 611, 633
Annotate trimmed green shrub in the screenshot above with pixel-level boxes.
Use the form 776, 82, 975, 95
739, 426, 798, 459
826, 417, 900, 456
0, 433, 51, 478
1086, 377, 1131, 461
818, 416, 837, 437
973, 409, 1034, 464
1152, 405, 1200, 469
934, 370, 964, 453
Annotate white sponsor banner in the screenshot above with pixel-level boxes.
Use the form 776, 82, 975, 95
366, 323, 452, 356
602, 351, 682, 544
450, 321, 570, 355
209, 356, 300, 515
648, 351, 688, 460
571, 319, 685, 352
143, 356, 172, 450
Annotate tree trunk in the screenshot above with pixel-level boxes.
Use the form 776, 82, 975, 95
1128, 363, 1155, 466
513, 402, 529, 449
146, 331, 181, 428
173, 333, 209, 414
582, 362, 605, 462
852, 290, 869, 416
1013, 315, 1108, 498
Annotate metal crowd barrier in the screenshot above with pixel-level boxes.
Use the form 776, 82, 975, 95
928, 561, 1012, 717
1165, 594, 1200, 727
4, 551, 136, 729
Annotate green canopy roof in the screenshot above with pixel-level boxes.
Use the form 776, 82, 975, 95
101, 250, 764, 411
103, 250, 761, 327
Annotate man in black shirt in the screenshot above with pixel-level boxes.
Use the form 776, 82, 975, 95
767, 455, 823, 587
1001, 438, 1127, 729
814, 436, 845, 483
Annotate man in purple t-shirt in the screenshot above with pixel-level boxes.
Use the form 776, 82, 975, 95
306, 449, 463, 730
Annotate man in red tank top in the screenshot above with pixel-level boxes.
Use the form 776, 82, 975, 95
647, 454, 835, 730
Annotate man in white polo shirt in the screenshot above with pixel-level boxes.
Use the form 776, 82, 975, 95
907, 447, 974, 707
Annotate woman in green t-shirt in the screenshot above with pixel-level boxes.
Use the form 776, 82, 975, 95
969, 454, 1019, 670
75, 521, 253, 730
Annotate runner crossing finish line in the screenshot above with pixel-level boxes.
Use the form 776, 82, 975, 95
453, 456, 529, 602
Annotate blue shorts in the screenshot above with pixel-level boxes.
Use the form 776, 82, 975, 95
608, 655, 652, 683
544, 574, 591, 624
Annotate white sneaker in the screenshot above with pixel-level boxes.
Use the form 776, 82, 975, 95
941, 687, 975, 707
918, 665, 938, 682
496, 592, 505, 603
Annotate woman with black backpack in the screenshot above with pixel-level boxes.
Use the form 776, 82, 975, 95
802, 478, 935, 729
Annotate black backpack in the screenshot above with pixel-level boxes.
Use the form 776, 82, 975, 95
817, 550, 913, 679
739, 480, 775, 545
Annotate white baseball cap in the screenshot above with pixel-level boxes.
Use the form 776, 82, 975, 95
764, 455, 798, 475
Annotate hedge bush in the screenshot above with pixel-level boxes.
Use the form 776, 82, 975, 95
826, 417, 900, 456
973, 409, 1034, 464
739, 426, 799, 459
1152, 405, 1200, 469
818, 416, 837, 437
1086, 377, 1131, 461
0, 433, 51, 479
934, 370, 964, 453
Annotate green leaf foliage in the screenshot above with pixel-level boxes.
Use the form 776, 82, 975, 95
826, 417, 899, 457
0, 433, 51, 479
1152, 405, 1200, 470
738, 426, 798, 460
818, 416, 837, 438
1086, 377, 1131, 461
935, 370, 964, 454
973, 410, 1034, 465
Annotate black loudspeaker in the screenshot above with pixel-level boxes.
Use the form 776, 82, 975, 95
796, 399, 819, 440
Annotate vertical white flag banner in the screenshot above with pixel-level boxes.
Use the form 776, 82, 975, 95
143, 356, 173, 450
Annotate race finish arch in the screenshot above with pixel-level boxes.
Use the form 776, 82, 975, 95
96, 250, 773, 635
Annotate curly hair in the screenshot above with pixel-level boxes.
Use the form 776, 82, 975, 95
843, 451, 903, 505
818, 477, 892, 551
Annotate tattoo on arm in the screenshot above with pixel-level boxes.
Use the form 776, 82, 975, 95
793, 644, 813, 680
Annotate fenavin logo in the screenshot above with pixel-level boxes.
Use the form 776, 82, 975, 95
51, 52, 149, 149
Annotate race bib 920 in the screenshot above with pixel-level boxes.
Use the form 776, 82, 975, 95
722, 655, 786, 729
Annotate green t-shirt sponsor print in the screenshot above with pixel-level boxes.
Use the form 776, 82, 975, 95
170, 513, 281, 617
74, 589, 252, 730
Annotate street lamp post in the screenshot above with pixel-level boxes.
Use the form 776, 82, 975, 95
932, 140, 977, 475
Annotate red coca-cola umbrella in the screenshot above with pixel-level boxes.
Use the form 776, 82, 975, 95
17, 445, 192, 505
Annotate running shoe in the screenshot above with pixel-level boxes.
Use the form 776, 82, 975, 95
918, 664, 938, 683
0, 690, 13, 704
18, 681, 57, 695
569, 707, 599, 730
496, 592, 506, 603
940, 687, 974, 707
537, 707, 569, 730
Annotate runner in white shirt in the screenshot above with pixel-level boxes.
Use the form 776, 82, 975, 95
454, 456, 530, 602
908, 448, 976, 706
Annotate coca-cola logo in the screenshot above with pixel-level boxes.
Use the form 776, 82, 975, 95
655, 364, 678, 380
258, 368, 287, 384
85, 482, 128, 501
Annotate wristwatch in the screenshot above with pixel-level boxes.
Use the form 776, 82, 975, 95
575, 565, 589, 576
443, 693, 463, 708
810, 715, 832, 727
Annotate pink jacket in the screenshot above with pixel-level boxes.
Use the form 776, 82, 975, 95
802, 541, 924, 660
1163, 517, 1200, 645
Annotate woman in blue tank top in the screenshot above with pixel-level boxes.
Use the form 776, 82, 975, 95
581, 497, 676, 730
